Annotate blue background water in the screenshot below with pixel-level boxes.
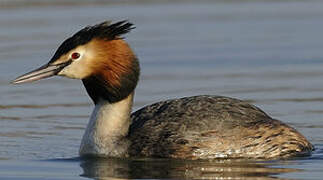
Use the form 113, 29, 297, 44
1, 0, 323, 179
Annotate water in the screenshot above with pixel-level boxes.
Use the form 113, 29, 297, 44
1, 0, 323, 179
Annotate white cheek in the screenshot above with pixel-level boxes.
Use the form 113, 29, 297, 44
58, 66, 81, 79
57, 46, 94, 79
58, 60, 91, 79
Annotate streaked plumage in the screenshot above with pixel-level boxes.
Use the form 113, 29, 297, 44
12, 21, 314, 159
129, 95, 312, 159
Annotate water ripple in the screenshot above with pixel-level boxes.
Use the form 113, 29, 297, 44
0, 103, 90, 109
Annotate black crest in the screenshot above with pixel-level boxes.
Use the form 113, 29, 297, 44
49, 20, 135, 63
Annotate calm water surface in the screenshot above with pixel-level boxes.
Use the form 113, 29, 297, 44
1, 0, 323, 179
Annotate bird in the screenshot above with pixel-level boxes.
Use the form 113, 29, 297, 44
12, 20, 314, 159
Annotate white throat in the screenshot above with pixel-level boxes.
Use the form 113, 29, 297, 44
79, 93, 133, 157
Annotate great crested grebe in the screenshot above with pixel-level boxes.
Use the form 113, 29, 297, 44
12, 21, 313, 159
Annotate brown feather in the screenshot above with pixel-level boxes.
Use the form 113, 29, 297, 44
82, 39, 140, 104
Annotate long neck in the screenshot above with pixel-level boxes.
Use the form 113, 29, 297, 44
79, 93, 133, 157
79, 39, 139, 157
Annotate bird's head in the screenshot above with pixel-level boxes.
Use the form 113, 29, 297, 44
12, 21, 140, 104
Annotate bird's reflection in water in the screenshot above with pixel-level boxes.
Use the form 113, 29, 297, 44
80, 157, 300, 180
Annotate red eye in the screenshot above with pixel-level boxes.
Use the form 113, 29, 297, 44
71, 52, 80, 59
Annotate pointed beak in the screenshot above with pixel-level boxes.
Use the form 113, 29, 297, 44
11, 60, 72, 84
